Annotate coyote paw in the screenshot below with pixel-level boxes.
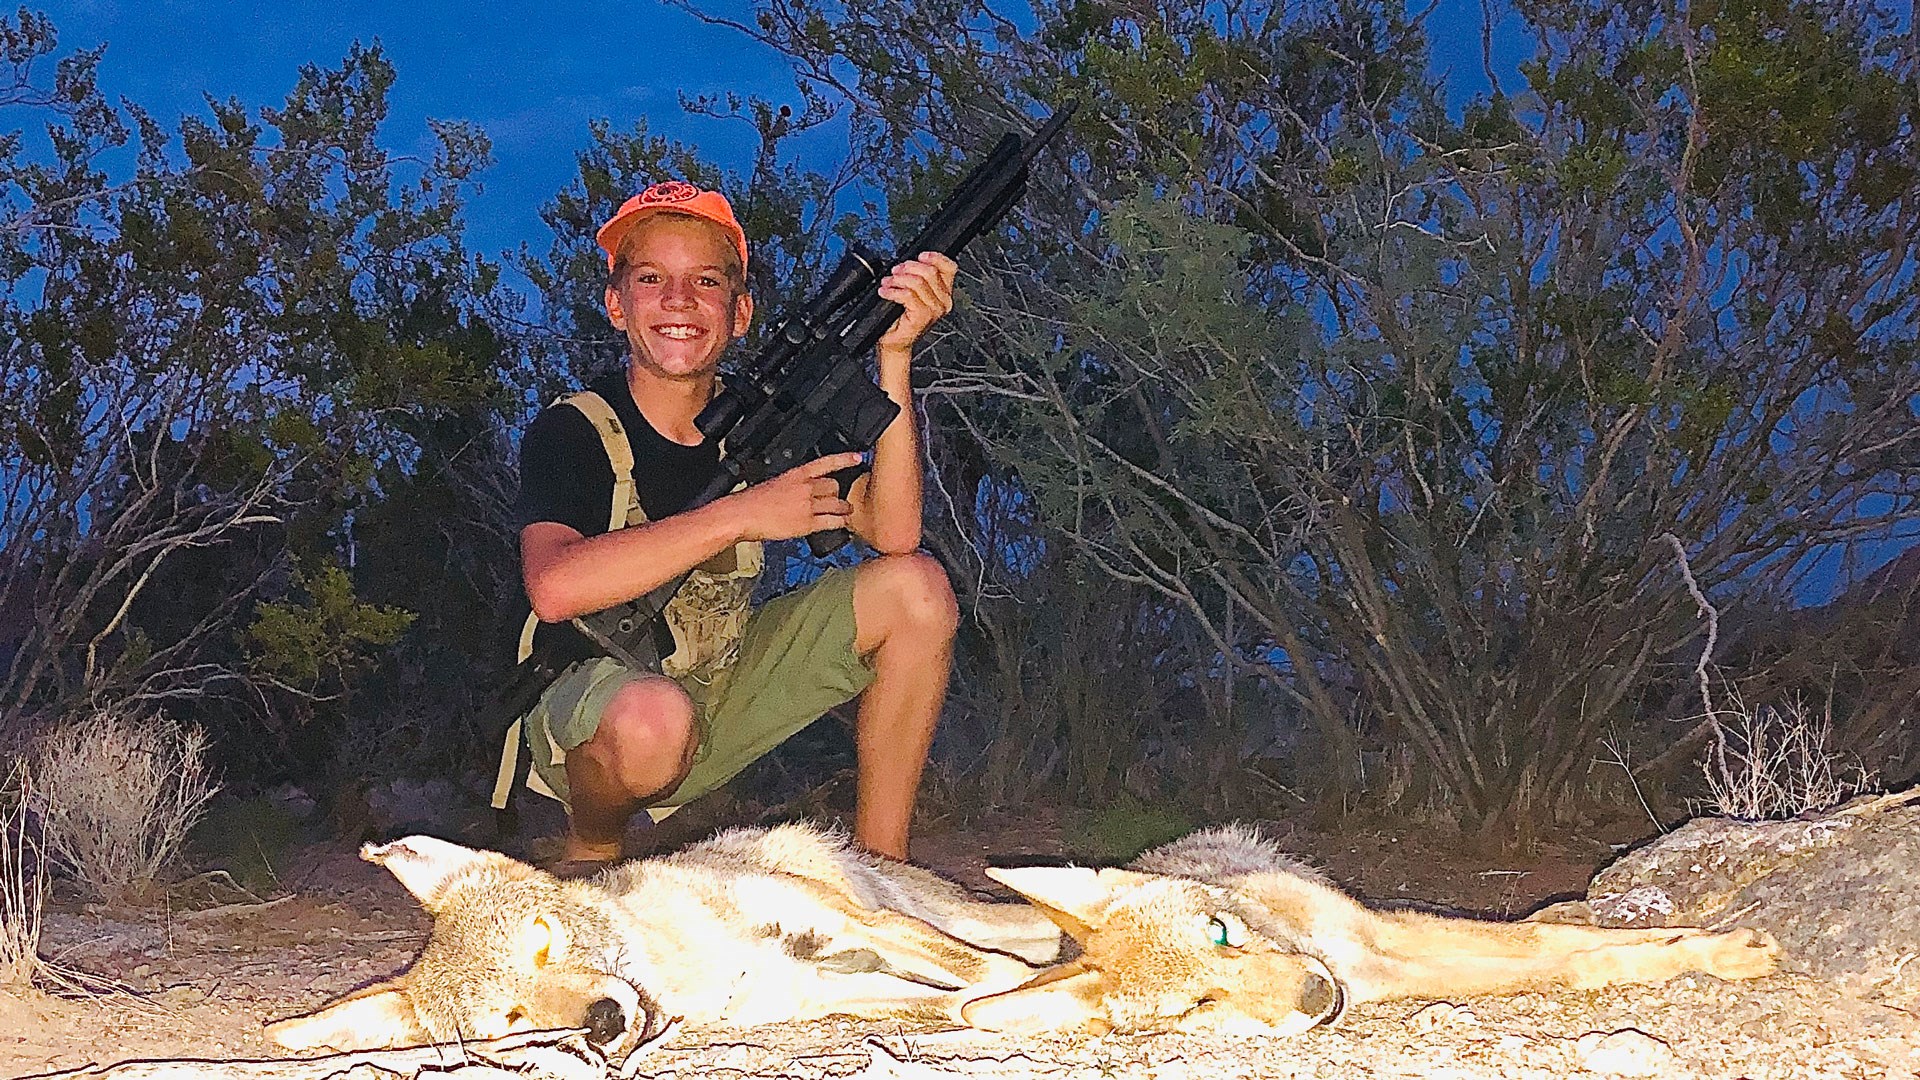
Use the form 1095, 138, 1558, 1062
1703, 927, 1781, 980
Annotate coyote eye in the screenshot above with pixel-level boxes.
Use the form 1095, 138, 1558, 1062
1206, 915, 1245, 948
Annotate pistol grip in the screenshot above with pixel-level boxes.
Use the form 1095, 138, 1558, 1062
807, 462, 868, 556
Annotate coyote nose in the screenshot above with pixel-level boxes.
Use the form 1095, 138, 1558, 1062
1299, 970, 1343, 1026
583, 997, 626, 1045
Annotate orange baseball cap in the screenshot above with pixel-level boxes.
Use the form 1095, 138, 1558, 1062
596, 180, 749, 274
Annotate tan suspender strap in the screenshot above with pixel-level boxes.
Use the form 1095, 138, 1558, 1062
495, 389, 650, 811
560, 390, 645, 531
516, 611, 539, 665
560, 391, 649, 653
489, 718, 522, 810
490, 712, 563, 810
494, 599, 542, 807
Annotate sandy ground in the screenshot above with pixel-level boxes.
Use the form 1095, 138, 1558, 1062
4, 813, 1916, 1079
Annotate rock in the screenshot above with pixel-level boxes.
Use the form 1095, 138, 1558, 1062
155, 984, 207, 1006
360, 775, 494, 839
1587, 787, 1920, 991
265, 782, 318, 820
1572, 1028, 1675, 1076
1525, 899, 1596, 925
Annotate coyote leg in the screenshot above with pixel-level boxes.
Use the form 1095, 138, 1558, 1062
908, 897, 1068, 965
1539, 924, 1780, 989
842, 908, 1039, 988
1345, 913, 1780, 1003
756, 871, 1044, 992
757, 907, 1039, 1024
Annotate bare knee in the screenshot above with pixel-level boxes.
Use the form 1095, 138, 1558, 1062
582, 676, 696, 799
856, 553, 958, 648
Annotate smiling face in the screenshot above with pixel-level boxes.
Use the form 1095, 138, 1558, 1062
604, 213, 754, 382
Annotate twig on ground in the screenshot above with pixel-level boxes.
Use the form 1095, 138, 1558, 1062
172, 895, 295, 924
33, 1027, 627, 1080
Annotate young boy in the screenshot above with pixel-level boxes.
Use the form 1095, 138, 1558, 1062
511, 181, 958, 867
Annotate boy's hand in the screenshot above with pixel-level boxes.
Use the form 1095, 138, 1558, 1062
875, 251, 958, 355
729, 452, 863, 542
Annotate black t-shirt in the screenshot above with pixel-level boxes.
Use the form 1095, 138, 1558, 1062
513, 370, 727, 659
516, 370, 724, 536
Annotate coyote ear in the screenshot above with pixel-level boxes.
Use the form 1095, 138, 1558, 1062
362, 835, 508, 909
521, 912, 570, 969
961, 963, 1112, 1035
266, 977, 428, 1051
984, 867, 1154, 941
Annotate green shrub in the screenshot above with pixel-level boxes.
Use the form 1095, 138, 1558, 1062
1066, 797, 1193, 863
191, 794, 311, 894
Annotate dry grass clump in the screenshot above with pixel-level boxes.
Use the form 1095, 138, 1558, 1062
0, 768, 48, 993
25, 708, 219, 904
1703, 692, 1869, 821
3, 764, 167, 1000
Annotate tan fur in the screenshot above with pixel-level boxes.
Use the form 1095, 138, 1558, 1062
266, 824, 1063, 1057
962, 824, 1781, 1035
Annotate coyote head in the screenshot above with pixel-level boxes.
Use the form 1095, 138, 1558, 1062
960, 866, 1343, 1036
267, 837, 666, 1057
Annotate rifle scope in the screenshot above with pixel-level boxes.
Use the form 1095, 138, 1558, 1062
695, 244, 886, 440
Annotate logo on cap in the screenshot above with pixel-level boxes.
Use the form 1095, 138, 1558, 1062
636, 180, 702, 206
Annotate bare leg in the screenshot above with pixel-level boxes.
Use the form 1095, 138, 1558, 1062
561, 675, 697, 862
850, 553, 958, 861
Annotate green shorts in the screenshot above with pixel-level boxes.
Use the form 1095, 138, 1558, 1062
518, 566, 874, 818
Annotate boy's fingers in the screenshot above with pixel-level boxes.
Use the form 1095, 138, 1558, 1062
913, 251, 958, 276
893, 258, 956, 292
881, 279, 936, 309
884, 273, 951, 315
802, 452, 865, 476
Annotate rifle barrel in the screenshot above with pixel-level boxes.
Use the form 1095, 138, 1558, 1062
821, 104, 1078, 366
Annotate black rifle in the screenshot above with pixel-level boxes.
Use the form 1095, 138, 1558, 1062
566, 102, 1078, 671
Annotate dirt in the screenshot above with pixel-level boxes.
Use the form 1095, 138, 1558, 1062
3, 810, 1916, 1080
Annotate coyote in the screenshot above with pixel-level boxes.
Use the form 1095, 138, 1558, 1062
961, 825, 1782, 1035
266, 823, 1063, 1057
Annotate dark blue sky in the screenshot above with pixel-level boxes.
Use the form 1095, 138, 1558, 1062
50, 1, 1531, 261
52, 0, 795, 258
